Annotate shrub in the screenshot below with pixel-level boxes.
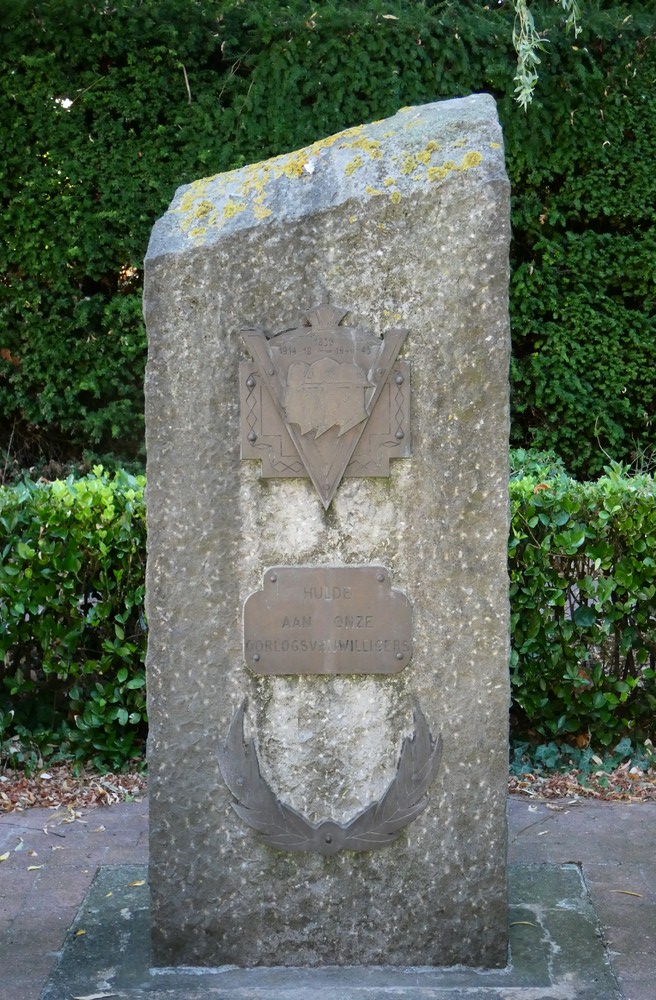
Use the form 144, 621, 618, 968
1, 459, 655, 769
509, 461, 656, 746
0, 468, 147, 770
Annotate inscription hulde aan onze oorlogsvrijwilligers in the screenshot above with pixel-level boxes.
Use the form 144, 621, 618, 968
243, 565, 412, 675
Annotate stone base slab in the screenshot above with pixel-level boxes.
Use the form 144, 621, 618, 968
41, 863, 620, 999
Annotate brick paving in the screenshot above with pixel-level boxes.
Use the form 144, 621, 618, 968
1, 796, 655, 1000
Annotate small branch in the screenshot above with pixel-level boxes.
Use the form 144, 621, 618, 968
2, 419, 16, 485
181, 64, 192, 104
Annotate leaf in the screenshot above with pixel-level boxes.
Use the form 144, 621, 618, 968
127, 879, 145, 886
72, 993, 117, 999
27, 865, 43, 871
74, 929, 86, 937
0, 852, 10, 862
573, 605, 596, 627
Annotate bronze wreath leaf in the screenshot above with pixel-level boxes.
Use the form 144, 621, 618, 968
218, 699, 442, 856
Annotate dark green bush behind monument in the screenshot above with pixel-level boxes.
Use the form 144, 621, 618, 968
1, 0, 655, 476
1, 463, 654, 769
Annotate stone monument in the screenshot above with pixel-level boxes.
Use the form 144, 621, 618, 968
144, 94, 511, 969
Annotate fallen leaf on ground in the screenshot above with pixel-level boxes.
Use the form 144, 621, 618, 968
1, 761, 654, 814
0, 764, 145, 813
72, 993, 117, 999
509, 764, 656, 801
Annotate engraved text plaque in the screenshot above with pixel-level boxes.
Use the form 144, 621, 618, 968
243, 566, 412, 675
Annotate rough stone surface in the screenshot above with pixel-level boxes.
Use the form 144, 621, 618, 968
40, 864, 622, 999
144, 95, 511, 968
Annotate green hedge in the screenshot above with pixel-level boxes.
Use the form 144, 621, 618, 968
0, 469, 147, 770
1, 461, 655, 769
510, 461, 656, 746
1, 0, 655, 478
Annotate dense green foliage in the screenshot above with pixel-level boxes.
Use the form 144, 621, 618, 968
0, 470, 146, 770
1, 459, 654, 769
1, 0, 655, 478
509, 459, 656, 746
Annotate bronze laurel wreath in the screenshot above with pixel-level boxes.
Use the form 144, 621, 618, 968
218, 699, 442, 856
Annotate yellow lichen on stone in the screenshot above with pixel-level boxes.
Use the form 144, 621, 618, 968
280, 153, 309, 179
340, 137, 383, 160
461, 150, 483, 169
223, 200, 246, 219
344, 155, 364, 176
253, 205, 272, 220
193, 200, 214, 219
169, 114, 487, 242
176, 177, 214, 218
427, 150, 484, 183
330, 124, 363, 143
238, 164, 272, 200
401, 153, 418, 175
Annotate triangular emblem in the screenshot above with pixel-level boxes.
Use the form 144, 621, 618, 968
242, 303, 407, 508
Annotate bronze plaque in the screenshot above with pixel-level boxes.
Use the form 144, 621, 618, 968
240, 359, 410, 480
240, 301, 409, 509
243, 566, 412, 675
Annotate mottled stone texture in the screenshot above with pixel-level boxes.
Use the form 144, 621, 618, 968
144, 95, 511, 969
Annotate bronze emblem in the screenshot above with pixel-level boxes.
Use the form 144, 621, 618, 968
241, 302, 409, 508
219, 700, 443, 856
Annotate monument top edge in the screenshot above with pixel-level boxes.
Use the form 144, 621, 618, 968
145, 94, 507, 263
